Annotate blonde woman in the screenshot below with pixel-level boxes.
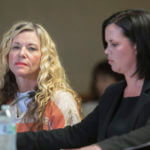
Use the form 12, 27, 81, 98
0, 21, 81, 132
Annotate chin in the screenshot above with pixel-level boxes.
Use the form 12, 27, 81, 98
111, 67, 121, 74
14, 72, 29, 77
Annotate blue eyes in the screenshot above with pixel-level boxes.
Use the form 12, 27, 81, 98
12, 46, 20, 50
28, 47, 37, 51
11, 46, 37, 51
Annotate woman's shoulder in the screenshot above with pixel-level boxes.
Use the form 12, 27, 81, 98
51, 90, 81, 124
51, 90, 77, 108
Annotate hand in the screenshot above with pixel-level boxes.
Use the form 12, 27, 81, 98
64, 144, 102, 150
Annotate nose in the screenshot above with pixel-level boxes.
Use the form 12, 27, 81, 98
104, 47, 109, 55
104, 45, 112, 55
19, 46, 27, 57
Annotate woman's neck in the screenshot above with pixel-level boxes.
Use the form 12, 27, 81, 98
123, 75, 144, 97
16, 77, 37, 92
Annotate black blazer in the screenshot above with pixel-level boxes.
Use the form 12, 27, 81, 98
125, 142, 150, 150
17, 80, 150, 150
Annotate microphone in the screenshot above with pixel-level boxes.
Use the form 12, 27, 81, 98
9, 91, 36, 106
0, 91, 35, 116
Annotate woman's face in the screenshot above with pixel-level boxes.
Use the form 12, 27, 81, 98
8, 31, 41, 80
104, 23, 137, 76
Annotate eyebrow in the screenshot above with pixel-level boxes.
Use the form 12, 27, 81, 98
12, 42, 20, 45
28, 43, 39, 47
12, 42, 38, 46
105, 39, 113, 43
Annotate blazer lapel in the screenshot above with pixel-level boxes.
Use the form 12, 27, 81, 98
99, 81, 126, 140
128, 80, 150, 129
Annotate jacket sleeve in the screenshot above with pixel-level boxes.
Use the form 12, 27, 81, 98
17, 104, 100, 150
97, 118, 150, 150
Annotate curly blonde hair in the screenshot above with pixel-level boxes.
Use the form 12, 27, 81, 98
0, 21, 81, 130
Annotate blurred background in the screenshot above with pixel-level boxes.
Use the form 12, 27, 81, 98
0, 0, 150, 97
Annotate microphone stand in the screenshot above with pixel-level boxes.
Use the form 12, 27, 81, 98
9, 91, 35, 106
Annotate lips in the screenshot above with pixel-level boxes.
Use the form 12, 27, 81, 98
107, 58, 114, 65
15, 62, 27, 66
